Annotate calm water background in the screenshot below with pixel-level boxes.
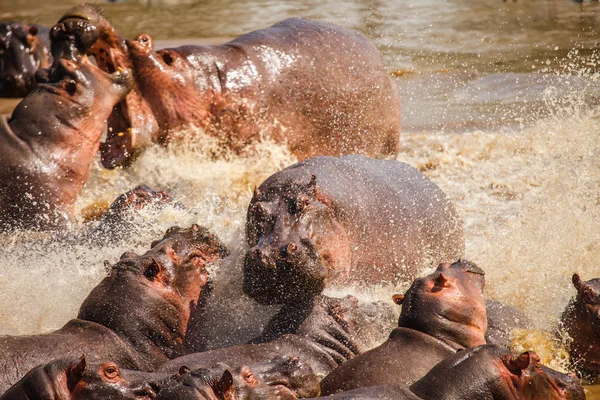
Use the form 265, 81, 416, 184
2, 0, 600, 396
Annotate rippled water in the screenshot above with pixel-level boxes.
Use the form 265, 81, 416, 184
2, 0, 600, 396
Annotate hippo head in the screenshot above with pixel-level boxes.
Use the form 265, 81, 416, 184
410, 345, 585, 400
572, 273, 600, 329
395, 260, 487, 350
155, 358, 319, 400
10, 17, 132, 157
0, 22, 49, 97
56, 5, 160, 169
0, 356, 155, 400
78, 225, 228, 361
244, 175, 349, 305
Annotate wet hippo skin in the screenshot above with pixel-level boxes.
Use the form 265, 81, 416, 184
158, 295, 373, 378
306, 345, 585, 400
0, 18, 132, 230
58, 5, 402, 168
319, 260, 487, 394
0, 22, 51, 98
0, 225, 227, 394
152, 357, 320, 400
243, 155, 464, 304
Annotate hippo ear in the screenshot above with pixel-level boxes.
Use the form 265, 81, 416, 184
434, 273, 449, 289
504, 352, 531, 374
67, 356, 86, 392
573, 274, 583, 291
392, 294, 405, 305
178, 365, 191, 375
310, 175, 333, 208
253, 186, 262, 199
28, 25, 39, 36
213, 370, 235, 399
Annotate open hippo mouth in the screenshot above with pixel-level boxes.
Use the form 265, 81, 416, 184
57, 4, 153, 169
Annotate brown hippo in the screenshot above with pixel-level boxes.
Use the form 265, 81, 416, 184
0, 18, 132, 230
319, 260, 487, 394
243, 155, 464, 304
0, 22, 50, 97
0, 225, 227, 394
485, 298, 532, 348
153, 357, 320, 399
306, 345, 585, 399
158, 295, 374, 378
0, 356, 156, 400
57, 5, 402, 169
561, 273, 600, 377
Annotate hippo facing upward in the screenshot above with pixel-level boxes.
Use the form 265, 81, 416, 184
561, 273, 600, 377
243, 155, 464, 305
0, 22, 50, 97
0, 17, 131, 230
319, 260, 487, 394
58, 5, 401, 168
0, 225, 227, 394
307, 345, 585, 400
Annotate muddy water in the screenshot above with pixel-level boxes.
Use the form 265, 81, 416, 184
2, 0, 600, 396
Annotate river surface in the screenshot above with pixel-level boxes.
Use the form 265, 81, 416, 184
2, 0, 600, 396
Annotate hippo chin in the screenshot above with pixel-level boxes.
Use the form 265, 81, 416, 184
0, 18, 132, 230
0, 357, 156, 400
243, 155, 464, 305
308, 345, 585, 400
561, 273, 600, 377
0, 225, 227, 394
319, 260, 487, 394
57, 5, 401, 169
0, 22, 51, 97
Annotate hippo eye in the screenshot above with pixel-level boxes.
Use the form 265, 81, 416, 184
65, 80, 77, 96
103, 365, 120, 379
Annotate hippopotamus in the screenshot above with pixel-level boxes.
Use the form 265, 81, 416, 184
0, 22, 50, 97
158, 294, 375, 378
0, 17, 132, 230
306, 345, 585, 399
153, 357, 320, 399
561, 273, 600, 377
57, 5, 402, 169
319, 260, 487, 394
243, 155, 464, 304
0, 225, 227, 393
485, 298, 532, 348
0, 356, 156, 400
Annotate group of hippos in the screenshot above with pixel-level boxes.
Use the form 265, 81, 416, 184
0, 4, 599, 399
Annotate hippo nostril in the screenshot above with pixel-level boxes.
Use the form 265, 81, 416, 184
280, 242, 297, 258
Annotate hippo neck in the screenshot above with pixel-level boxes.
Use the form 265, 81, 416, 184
249, 297, 316, 344
398, 317, 485, 351
77, 274, 187, 370
7, 93, 103, 183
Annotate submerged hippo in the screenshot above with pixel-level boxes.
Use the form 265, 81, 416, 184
0, 22, 50, 97
561, 273, 600, 377
243, 155, 464, 304
0, 356, 156, 400
154, 357, 320, 400
307, 345, 585, 399
58, 5, 402, 168
159, 295, 373, 378
0, 225, 227, 393
320, 260, 487, 394
0, 18, 131, 230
